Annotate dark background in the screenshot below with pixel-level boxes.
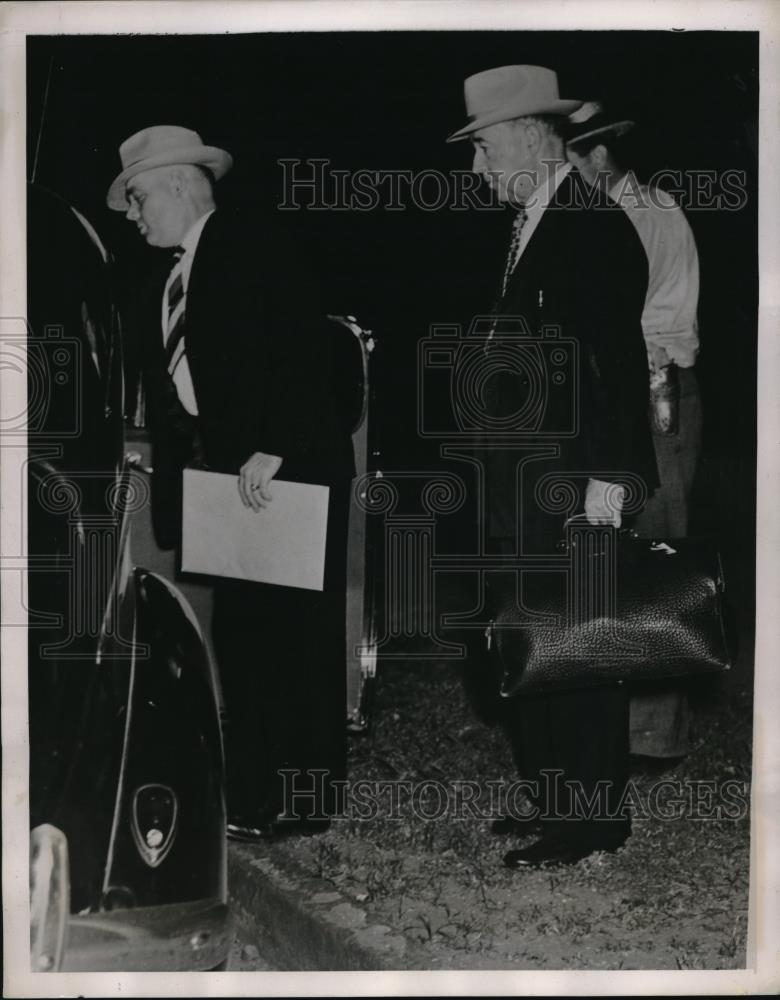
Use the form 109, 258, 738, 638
27, 31, 758, 645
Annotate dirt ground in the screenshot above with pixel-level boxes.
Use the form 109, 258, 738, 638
278, 660, 751, 971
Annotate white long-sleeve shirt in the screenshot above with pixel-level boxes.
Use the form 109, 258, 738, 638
608, 176, 700, 368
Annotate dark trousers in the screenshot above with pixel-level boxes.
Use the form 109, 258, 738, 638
490, 528, 631, 849
502, 684, 630, 848
630, 367, 702, 758
633, 367, 701, 538
212, 485, 349, 821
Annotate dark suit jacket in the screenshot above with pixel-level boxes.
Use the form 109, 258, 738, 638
140, 208, 356, 548
485, 167, 658, 542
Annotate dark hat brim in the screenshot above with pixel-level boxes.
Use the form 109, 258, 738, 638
566, 119, 635, 148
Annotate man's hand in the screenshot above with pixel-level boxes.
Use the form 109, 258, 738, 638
647, 342, 671, 373
584, 478, 625, 527
238, 452, 283, 511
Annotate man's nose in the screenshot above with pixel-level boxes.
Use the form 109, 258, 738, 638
472, 148, 486, 175
126, 203, 138, 221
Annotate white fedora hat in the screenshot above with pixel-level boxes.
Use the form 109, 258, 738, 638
107, 125, 233, 210
447, 65, 582, 143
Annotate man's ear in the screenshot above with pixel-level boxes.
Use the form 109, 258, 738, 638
592, 144, 609, 170
523, 121, 543, 154
168, 167, 188, 198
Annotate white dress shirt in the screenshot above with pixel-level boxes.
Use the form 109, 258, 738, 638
161, 208, 216, 414
608, 176, 700, 368
513, 160, 572, 264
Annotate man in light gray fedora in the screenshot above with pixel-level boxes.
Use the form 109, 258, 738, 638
108, 125, 355, 843
448, 66, 658, 868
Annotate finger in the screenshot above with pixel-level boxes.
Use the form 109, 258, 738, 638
248, 480, 264, 512
249, 464, 273, 503
253, 472, 272, 510
263, 456, 282, 497
241, 466, 261, 511
237, 468, 251, 508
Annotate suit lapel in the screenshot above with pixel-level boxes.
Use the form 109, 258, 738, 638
184, 211, 217, 329
502, 171, 578, 302
181, 210, 221, 377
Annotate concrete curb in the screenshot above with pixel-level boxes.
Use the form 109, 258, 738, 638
228, 842, 418, 970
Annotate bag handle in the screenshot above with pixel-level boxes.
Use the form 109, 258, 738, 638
558, 513, 637, 551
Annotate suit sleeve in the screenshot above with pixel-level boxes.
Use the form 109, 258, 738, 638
215, 219, 353, 484
566, 206, 658, 489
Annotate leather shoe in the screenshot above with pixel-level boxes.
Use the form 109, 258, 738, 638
503, 838, 623, 870
273, 816, 332, 838
226, 814, 277, 843
490, 815, 542, 837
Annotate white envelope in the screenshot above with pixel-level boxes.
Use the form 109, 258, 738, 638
181, 469, 330, 591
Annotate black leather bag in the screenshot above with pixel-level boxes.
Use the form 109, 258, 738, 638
489, 522, 731, 697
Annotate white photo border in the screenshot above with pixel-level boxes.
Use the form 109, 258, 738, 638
2, 1, 778, 996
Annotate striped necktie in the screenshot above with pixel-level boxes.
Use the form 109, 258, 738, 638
164, 246, 186, 375
500, 207, 528, 297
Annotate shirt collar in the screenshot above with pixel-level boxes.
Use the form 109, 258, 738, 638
179, 208, 215, 258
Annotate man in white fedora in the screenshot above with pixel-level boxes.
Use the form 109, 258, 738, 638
448, 67, 658, 867
108, 125, 355, 842
567, 102, 702, 763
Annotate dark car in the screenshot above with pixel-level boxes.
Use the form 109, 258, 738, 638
26, 184, 230, 972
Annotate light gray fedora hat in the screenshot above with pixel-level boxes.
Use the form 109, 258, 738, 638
447, 65, 582, 142
107, 125, 233, 210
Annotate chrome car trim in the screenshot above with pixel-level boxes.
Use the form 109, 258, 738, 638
100, 615, 137, 896
62, 899, 231, 972
30, 824, 70, 972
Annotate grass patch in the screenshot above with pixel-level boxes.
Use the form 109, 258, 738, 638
278, 661, 751, 970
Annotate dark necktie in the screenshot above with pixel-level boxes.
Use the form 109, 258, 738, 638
486, 208, 529, 349
500, 207, 528, 297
